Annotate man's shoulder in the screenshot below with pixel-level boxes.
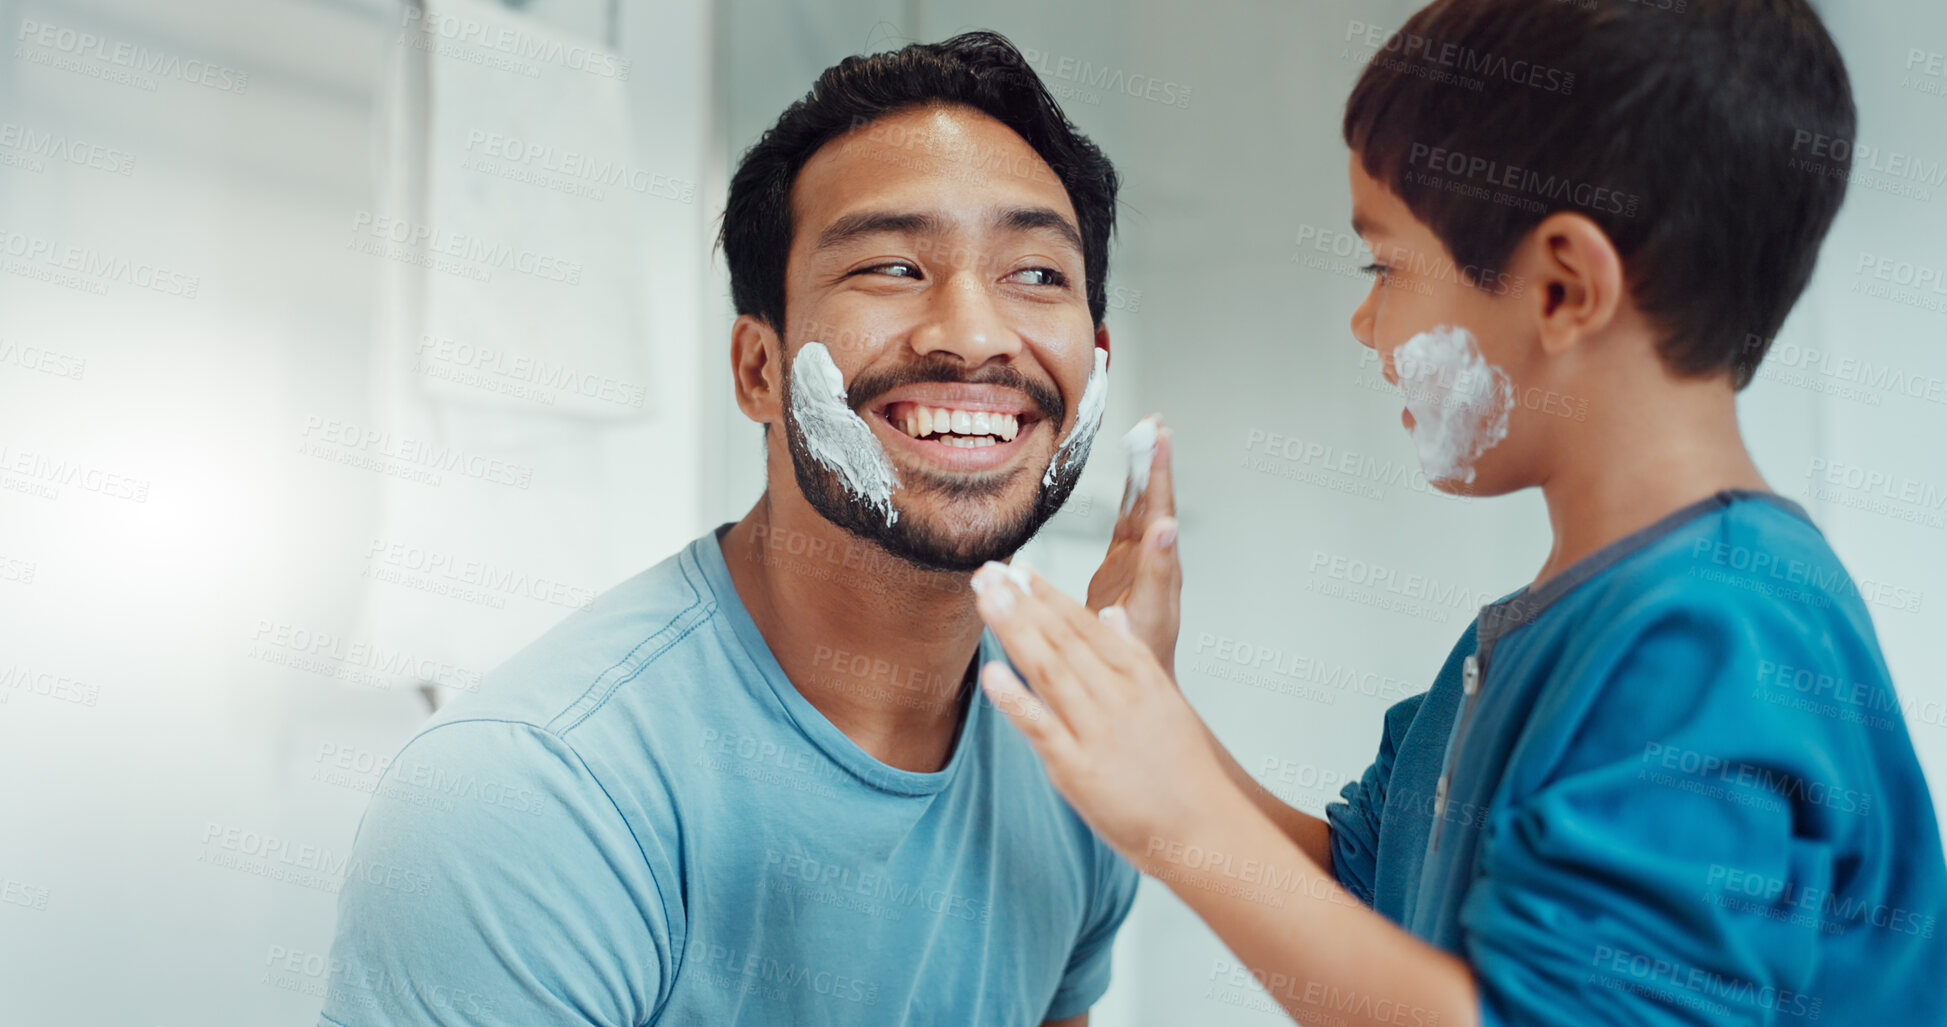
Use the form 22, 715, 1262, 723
354, 537, 736, 869
430, 536, 733, 737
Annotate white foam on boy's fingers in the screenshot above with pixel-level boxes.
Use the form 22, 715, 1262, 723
1121, 414, 1161, 514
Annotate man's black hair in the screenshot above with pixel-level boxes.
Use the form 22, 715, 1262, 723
1344, 0, 1856, 389
719, 30, 1120, 336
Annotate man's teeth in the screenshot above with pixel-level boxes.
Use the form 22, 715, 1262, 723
897, 407, 1020, 443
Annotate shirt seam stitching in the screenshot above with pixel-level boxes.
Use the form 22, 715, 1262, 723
547, 550, 718, 736
1478, 490, 1748, 661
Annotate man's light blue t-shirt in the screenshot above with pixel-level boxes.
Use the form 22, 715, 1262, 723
320, 525, 1138, 1026
1327, 490, 1947, 1024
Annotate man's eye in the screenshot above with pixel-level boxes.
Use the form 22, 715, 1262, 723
1360, 263, 1392, 278
1007, 267, 1068, 287
855, 262, 922, 279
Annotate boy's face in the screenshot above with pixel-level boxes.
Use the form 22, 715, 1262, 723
1347, 155, 1544, 496
758, 105, 1107, 570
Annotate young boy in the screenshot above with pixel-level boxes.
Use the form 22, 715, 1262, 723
970, 0, 1947, 1023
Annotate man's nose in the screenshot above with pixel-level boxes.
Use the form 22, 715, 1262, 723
908, 270, 1020, 365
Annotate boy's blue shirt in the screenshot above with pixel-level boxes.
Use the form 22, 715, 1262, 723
1327, 489, 1947, 1024
318, 524, 1138, 1026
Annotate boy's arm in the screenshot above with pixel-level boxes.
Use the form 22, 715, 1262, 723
1126, 594, 1860, 1027
1202, 719, 1335, 871
1154, 786, 1478, 1026
979, 569, 1481, 1027
1457, 599, 1867, 1025
1083, 421, 1337, 873
1219, 680, 1440, 900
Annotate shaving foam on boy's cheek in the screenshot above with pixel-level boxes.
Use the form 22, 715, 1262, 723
1393, 325, 1515, 485
1044, 348, 1111, 487
789, 341, 901, 525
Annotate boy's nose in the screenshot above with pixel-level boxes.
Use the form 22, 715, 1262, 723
1350, 293, 1378, 352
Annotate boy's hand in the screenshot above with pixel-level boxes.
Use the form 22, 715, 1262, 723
1085, 415, 1181, 676
974, 563, 1232, 869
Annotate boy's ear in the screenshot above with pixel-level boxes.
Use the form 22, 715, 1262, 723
1525, 212, 1626, 357
732, 313, 784, 425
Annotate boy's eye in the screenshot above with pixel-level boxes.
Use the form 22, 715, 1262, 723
1006, 267, 1069, 287
1360, 263, 1391, 278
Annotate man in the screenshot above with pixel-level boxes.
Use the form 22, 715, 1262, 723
319, 31, 1139, 1027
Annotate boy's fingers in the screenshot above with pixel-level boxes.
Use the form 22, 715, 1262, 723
979, 564, 1135, 714
1020, 569, 1149, 682
1121, 517, 1182, 666
979, 660, 1077, 759
974, 568, 1103, 718
1148, 424, 1175, 520
1114, 415, 1171, 539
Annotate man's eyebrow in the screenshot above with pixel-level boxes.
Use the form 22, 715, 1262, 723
997, 206, 1084, 255
810, 206, 1084, 256
813, 210, 941, 252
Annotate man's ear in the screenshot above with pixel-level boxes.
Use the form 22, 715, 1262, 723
1095, 323, 1111, 367
1523, 212, 1625, 358
732, 313, 784, 425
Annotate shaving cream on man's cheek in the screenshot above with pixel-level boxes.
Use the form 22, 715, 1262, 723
789, 341, 901, 525
1043, 347, 1110, 487
1393, 325, 1515, 485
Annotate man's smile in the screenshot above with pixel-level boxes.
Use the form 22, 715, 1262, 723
865, 384, 1050, 472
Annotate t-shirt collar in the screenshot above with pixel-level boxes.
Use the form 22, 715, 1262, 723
691, 523, 990, 797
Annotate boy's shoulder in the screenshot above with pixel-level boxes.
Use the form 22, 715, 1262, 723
1487, 492, 1902, 761
1550, 491, 1874, 645
1508, 493, 1918, 783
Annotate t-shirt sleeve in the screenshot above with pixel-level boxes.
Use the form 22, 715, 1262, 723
1461, 603, 1847, 1026
1044, 842, 1142, 1020
1326, 692, 1427, 906
318, 719, 674, 1027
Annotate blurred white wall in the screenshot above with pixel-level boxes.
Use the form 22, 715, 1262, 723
0, 0, 719, 1021
1, 0, 1941, 1024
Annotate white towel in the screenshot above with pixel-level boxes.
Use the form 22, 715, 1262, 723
348, 0, 658, 699
415, 0, 651, 419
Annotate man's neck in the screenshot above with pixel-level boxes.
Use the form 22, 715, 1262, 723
719, 496, 987, 774
1535, 374, 1769, 590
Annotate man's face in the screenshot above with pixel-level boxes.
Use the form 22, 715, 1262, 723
774, 104, 1106, 571
1346, 154, 1542, 496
